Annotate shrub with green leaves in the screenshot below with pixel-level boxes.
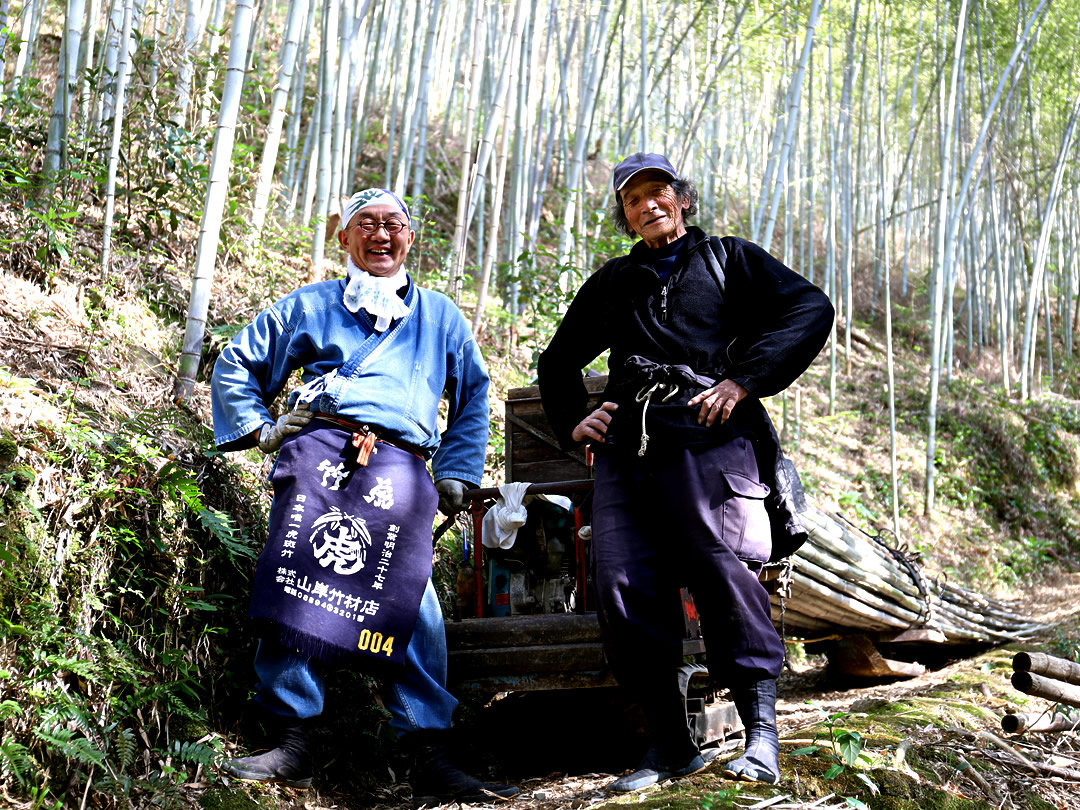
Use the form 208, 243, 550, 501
0, 410, 262, 807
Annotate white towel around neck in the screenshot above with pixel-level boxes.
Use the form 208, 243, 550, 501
343, 256, 411, 331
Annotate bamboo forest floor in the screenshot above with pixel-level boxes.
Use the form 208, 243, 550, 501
205, 574, 1080, 810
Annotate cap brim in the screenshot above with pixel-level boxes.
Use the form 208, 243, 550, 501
615, 166, 677, 191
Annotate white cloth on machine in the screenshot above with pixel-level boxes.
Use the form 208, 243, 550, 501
481, 482, 572, 549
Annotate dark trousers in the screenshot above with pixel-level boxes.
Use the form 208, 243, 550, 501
592, 437, 784, 712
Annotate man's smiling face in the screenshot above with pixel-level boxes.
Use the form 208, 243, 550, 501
337, 203, 415, 277
620, 171, 689, 249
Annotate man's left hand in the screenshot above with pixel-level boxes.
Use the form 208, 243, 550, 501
435, 478, 470, 516
688, 379, 749, 427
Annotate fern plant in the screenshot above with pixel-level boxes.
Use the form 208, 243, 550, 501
0, 408, 261, 808
0, 737, 36, 788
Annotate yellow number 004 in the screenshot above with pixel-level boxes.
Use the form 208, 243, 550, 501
357, 629, 394, 657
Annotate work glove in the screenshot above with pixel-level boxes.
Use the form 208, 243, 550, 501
257, 407, 314, 454
435, 478, 470, 516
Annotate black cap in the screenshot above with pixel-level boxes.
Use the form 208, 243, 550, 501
612, 152, 679, 192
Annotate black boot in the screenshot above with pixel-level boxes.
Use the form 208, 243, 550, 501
608, 677, 704, 793
723, 678, 780, 784
405, 729, 518, 804
608, 746, 706, 793
222, 716, 312, 789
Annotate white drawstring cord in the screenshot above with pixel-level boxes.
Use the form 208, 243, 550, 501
634, 382, 680, 457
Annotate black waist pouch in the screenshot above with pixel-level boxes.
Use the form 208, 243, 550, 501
605, 355, 718, 455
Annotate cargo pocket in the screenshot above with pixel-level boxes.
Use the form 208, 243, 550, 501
718, 466, 772, 563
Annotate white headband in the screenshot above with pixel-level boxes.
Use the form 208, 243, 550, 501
340, 188, 411, 230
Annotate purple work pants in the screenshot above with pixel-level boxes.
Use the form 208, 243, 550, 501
592, 437, 784, 698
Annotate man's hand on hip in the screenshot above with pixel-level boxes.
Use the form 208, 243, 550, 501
257, 406, 314, 454
571, 401, 618, 443
688, 380, 748, 427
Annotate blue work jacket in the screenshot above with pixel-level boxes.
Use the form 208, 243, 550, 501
210, 275, 490, 486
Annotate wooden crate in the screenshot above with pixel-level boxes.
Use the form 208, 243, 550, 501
505, 375, 608, 483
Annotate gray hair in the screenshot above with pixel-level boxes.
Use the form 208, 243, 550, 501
608, 178, 699, 237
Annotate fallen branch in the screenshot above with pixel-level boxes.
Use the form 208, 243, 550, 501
956, 754, 1001, 804
977, 730, 1080, 781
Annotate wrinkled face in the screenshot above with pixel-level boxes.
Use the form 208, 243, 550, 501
620, 171, 689, 248
337, 204, 415, 277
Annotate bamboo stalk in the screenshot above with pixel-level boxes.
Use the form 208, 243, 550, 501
795, 540, 929, 612
785, 580, 905, 631
781, 506, 1042, 645
801, 510, 925, 599
1013, 652, 1080, 686
791, 556, 926, 626
1001, 711, 1079, 735
1011, 671, 1080, 709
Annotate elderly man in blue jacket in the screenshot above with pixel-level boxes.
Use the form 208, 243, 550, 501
211, 187, 516, 803
538, 154, 834, 791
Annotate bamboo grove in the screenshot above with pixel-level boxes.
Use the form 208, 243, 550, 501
3, 0, 1080, 527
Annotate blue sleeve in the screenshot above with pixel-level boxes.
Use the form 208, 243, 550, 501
210, 304, 300, 451
431, 312, 490, 487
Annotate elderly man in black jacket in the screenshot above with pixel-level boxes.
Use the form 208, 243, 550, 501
537, 153, 833, 791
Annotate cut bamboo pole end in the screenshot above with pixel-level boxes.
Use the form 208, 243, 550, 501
1013, 651, 1080, 686
1011, 671, 1080, 710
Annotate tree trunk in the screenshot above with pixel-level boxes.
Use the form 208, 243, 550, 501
171, 0, 203, 128
310, 0, 340, 269
759, 0, 821, 253
447, 0, 484, 303
250, 0, 312, 236
43, 0, 87, 180
173, 0, 257, 403
408, 0, 444, 202
101, 0, 136, 279
1019, 84, 1080, 398
926, 0, 969, 517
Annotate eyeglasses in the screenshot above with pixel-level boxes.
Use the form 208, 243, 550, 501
354, 219, 408, 234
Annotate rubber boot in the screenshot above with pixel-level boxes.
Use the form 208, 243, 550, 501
608, 680, 704, 792
222, 717, 312, 789
608, 746, 706, 793
405, 729, 518, 805
723, 678, 780, 784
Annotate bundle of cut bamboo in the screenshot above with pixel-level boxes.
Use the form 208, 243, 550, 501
772, 505, 1046, 648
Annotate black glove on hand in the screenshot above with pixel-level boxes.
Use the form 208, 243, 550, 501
257, 407, 314, 454
435, 478, 469, 516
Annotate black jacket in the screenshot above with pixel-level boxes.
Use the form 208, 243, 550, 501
537, 227, 834, 456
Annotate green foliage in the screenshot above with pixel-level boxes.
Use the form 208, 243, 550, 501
0, 737, 36, 788
34, 722, 108, 769
0, 85, 80, 287
123, 123, 210, 242
510, 210, 633, 375
791, 705, 876, 791
0, 407, 262, 807
837, 490, 881, 526
406, 194, 457, 287
699, 784, 746, 807
170, 738, 223, 768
